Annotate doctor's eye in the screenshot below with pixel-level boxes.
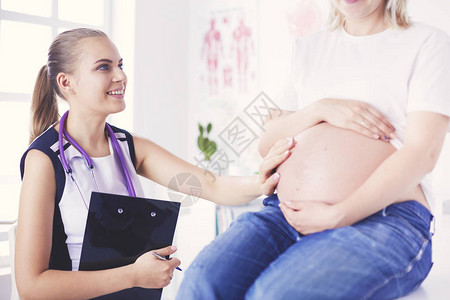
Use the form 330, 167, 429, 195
97, 64, 111, 71
118, 63, 124, 70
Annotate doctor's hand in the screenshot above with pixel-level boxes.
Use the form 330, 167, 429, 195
315, 98, 396, 142
259, 137, 295, 196
279, 201, 344, 235
131, 246, 181, 289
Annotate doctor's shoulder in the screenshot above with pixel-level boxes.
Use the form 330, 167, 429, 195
20, 126, 61, 190
19, 148, 56, 213
22, 149, 55, 181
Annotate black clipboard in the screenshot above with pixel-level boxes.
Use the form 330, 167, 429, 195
79, 192, 181, 300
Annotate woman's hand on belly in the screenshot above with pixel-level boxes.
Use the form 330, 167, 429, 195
258, 137, 295, 196
279, 201, 344, 235
316, 98, 396, 142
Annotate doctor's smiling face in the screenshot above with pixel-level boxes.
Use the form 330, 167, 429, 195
66, 36, 127, 117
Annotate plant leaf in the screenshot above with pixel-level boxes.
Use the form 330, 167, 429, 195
206, 123, 212, 134
206, 141, 217, 157
197, 136, 206, 151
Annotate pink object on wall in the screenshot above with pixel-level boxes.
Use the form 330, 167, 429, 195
231, 17, 254, 92
285, 0, 323, 38
202, 18, 223, 95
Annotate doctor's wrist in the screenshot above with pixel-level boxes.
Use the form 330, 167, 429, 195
123, 263, 138, 288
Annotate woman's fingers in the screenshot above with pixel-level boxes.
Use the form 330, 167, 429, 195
353, 111, 396, 142
352, 122, 382, 140
259, 137, 295, 196
260, 172, 280, 196
260, 137, 294, 175
366, 106, 396, 131
361, 108, 396, 140
267, 137, 294, 156
167, 257, 181, 270
153, 245, 177, 256
357, 118, 395, 141
355, 118, 389, 140
259, 146, 291, 176
259, 152, 289, 195
320, 99, 396, 141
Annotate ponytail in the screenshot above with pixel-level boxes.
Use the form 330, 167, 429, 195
28, 28, 107, 144
29, 65, 59, 144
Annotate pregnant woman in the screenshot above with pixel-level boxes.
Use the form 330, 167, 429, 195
177, 0, 450, 299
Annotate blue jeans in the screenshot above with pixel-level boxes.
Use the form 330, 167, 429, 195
176, 195, 433, 300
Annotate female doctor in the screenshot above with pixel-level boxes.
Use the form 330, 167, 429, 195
16, 28, 293, 299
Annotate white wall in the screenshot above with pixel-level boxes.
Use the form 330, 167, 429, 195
409, 0, 450, 33
134, 0, 190, 159
133, 1, 216, 298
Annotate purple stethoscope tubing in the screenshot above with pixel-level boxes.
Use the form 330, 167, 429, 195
58, 110, 136, 197
104, 123, 136, 197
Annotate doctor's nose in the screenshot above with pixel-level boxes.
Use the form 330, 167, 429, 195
113, 67, 127, 83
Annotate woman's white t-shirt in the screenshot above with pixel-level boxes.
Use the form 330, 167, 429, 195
279, 22, 450, 212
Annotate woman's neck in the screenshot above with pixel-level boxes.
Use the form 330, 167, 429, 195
344, 12, 389, 36
63, 110, 110, 157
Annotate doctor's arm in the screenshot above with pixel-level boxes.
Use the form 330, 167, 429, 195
280, 111, 449, 235
133, 135, 294, 206
16, 150, 178, 300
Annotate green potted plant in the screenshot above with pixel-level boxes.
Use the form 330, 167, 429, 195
197, 123, 217, 161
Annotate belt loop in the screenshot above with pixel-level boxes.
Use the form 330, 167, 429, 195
382, 207, 387, 216
430, 215, 435, 236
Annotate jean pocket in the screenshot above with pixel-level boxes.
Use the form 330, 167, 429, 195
385, 211, 431, 243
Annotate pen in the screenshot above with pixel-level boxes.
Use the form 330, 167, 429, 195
152, 251, 183, 271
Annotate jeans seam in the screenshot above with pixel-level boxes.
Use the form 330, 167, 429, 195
395, 201, 433, 225
386, 212, 430, 241
362, 238, 429, 300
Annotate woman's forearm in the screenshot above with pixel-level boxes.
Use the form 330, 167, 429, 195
18, 265, 135, 300
258, 104, 322, 157
205, 175, 261, 206
203, 138, 294, 205
335, 147, 432, 227
336, 112, 449, 226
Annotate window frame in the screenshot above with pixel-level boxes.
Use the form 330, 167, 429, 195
0, 0, 112, 103
0, 0, 113, 222
0, 0, 115, 270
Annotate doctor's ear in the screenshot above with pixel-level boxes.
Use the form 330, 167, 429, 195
56, 72, 75, 95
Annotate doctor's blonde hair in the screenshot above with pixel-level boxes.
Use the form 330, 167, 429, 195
30, 28, 107, 144
328, 0, 410, 30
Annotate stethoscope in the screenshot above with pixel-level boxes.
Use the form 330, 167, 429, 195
58, 110, 136, 209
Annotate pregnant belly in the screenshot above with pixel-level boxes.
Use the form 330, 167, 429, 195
276, 122, 419, 204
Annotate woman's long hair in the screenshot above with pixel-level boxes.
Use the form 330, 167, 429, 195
29, 28, 107, 144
